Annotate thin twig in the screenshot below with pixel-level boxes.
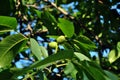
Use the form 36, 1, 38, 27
26, 23, 33, 33
44, 0, 74, 19
26, 4, 39, 9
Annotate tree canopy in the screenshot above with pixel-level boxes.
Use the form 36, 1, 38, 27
0, 0, 120, 80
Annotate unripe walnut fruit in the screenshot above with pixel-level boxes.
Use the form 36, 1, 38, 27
48, 42, 58, 48
57, 35, 66, 43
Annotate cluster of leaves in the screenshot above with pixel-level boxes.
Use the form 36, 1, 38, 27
0, 0, 120, 80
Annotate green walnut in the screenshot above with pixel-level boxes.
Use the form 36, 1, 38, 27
57, 35, 66, 43
48, 42, 58, 48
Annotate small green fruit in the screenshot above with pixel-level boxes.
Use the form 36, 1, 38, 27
57, 35, 66, 43
48, 42, 58, 48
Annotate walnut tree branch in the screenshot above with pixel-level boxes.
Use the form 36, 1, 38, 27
43, 0, 103, 47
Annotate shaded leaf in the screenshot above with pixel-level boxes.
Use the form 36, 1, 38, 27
0, 0, 13, 15
76, 35, 96, 50
58, 18, 74, 38
0, 69, 13, 80
104, 70, 118, 80
41, 10, 57, 34
34, 9, 42, 18
72, 35, 96, 57
72, 61, 109, 80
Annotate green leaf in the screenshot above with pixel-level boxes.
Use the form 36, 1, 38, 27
40, 46, 48, 58
34, 9, 42, 18
76, 35, 96, 50
108, 49, 120, 63
41, 10, 57, 34
0, 69, 13, 80
86, 65, 107, 80
108, 42, 120, 63
0, 33, 27, 68
0, 16, 17, 33
64, 61, 77, 79
46, 35, 59, 39
58, 18, 74, 38
117, 42, 120, 52
30, 38, 42, 60
27, 49, 74, 69
64, 61, 76, 74
73, 35, 96, 57
12, 50, 74, 78
72, 61, 108, 80
104, 70, 118, 80
0, 0, 13, 15
74, 52, 90, 61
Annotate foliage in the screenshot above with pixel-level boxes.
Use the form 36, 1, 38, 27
0, 0, 120, 80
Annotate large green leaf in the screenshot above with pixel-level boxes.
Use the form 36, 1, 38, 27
41, 10, 57, 34
25, 49, 74, 70
0, 16, 17, 33
72, 35, 96, 57
75, 35, 96, 50
72, 61, 109, 80
30, 38, 42, 60
104, 70, 118, 80
12, 50, 74, 78
58, 18, 74, 38
0, 33, 27, 68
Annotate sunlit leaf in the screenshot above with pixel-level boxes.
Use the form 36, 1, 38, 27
74, 52, 90, 61
58, 18, 74, 38
117, 42, 120, 52
12, 50, 74, 78
30, 38, 42, 60
0, 33, 27, 68
64, 61, 76, 74
0, 16, 17, 33
40, 46, 48, 58
46, 35, 59, 39
64, 61, 77, 79
108, 49, 120, 63
108, 42, 120, 63
27, 49, 74, 69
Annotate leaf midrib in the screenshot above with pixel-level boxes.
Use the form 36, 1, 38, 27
1, 35, 27, 58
